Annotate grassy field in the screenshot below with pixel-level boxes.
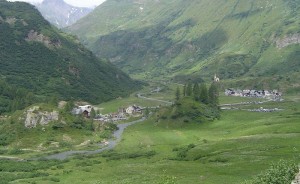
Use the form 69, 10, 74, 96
97, 81, 178, 114
4, 94, 299, 184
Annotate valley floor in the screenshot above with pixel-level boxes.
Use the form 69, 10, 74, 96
2, 92, 300, 184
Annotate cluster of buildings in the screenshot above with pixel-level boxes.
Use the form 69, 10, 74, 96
72, 105, 144, 122
248, 107, 282, 113
225, 89, 282, 99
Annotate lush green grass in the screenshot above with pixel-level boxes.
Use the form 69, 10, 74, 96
98, 94, 162, 114
6, 95, 300, 184
98, 82, 179, 114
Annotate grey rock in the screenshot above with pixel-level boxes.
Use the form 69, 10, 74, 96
276, 34, 300, 49
24, 106, 59, 128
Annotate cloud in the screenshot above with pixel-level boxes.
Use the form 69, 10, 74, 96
64, 0, 106, 7
8, 0, 106, 7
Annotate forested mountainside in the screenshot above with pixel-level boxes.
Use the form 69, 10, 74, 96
0, 0, 140, 113
36, 0, 92, 28
68, 0, 300, 90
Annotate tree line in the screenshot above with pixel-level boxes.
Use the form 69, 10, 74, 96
176, 82, 219, 106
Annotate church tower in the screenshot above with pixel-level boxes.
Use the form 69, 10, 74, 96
214, 74, 220, 82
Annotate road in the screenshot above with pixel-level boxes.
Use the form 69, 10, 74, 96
136, 93, 173, 105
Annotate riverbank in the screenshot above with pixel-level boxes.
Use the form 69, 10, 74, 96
37, 117, 146, 160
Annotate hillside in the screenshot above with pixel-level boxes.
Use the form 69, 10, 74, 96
36, 0, 92, 28
0, 0, 140, 113
68, 0, 300, 90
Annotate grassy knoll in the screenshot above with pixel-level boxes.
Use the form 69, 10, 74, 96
7, 95, 300, 184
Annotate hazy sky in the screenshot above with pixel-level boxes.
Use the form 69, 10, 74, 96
9, 0, 106, 7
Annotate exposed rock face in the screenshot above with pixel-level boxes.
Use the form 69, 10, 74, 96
276, 34, 300, 49
25, 30, 61, 48
25, 106, 59, 128
5, 17, 17, 25
292, 170, 300, 184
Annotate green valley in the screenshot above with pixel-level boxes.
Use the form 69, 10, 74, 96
0, 87, 299, 183
68, 0, 300, 91
0, 0, 300, 183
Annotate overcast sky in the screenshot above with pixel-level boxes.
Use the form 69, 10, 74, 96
9, 0, 106, 7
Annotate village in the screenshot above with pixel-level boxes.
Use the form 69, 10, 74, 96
224, 88, 282, 100
71, 104, 145, 123
221, 88, 284, 113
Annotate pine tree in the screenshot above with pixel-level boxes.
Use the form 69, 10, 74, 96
90, 108, 96, 119
183, 84, 186, 97
64, 100, 74, 114
208, 82, 219, 106
175, 86, 181, 101
199, 83, 209, 104
193, 83, 200, 101
144, 107, 150, 117
186, 83, 193, 96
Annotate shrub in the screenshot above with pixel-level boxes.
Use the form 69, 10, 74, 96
8, 148, 24, 155
243, 160, 298, 184
49, 177, 60, 182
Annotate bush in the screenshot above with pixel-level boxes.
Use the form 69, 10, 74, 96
172, 144, 196, 161
49, 177, 60, 182
8, 148, 24, 155
244, 160, 298, 184
0, 134, 11, 146
103, 151, 156, 161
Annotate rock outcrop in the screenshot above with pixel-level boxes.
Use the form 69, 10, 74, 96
25, 106, 59, 128
292, 170, 300, 184
276, 34, 300, 49
25, 30, 61, 48
5, 17, 17, 25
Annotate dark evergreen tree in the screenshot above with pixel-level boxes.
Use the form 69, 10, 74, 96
208, 82, 219, 106
193, 83, 200, 101
144, 107, 150, 117
199, 83, 209, 104
175, 86, 181, 101
183, 84, 186, 97
64, 100, 74, 114
186, 83, 193, 96
90, 108, 96, 119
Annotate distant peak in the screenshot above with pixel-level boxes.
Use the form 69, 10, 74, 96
42, 0, 66, 5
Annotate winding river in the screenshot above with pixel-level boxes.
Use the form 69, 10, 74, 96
43, 117, 146, 160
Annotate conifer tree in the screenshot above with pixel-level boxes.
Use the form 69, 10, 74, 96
64, 100, 74, 113
193, 83, 200, 101
183, 84, 186, 97
144, 107, 150, 117
208, 82, 219, 106
199, 83, 208, 104
90, 108, 96, 119
175, 86, 181, 101
186, 82, 193, 96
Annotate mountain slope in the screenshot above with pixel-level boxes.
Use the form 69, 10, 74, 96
36, 0, 92, 28
0, 0, 140, 110
68, 0, 300, 89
